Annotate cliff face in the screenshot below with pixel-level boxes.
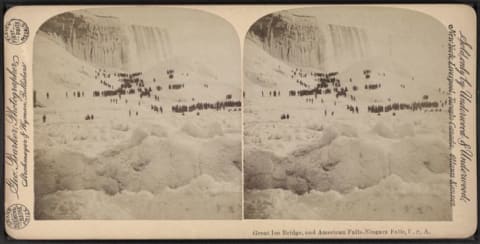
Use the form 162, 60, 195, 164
248, 13, 325, 69
39, 12, 172, 71
247, 12, 370, 70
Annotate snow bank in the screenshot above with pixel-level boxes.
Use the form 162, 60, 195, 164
181, 121, 224, 138
245, 174, 451, 220
36, 175, 241, 220
35, 120, 242, 219
245, 123, 392, 194
112, 122, 129, 132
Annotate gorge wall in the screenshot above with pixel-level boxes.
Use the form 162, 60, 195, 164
247, 12, 371, 71
38, 12, 172, 71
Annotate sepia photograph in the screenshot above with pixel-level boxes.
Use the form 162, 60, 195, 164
243, 6, 452, 220
33, 7, 242, 219
3, 4, 476, 239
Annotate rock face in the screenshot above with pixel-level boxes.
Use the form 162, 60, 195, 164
38, 12, 172, 71
248, 13, 325, 69
247, 12, 370, 70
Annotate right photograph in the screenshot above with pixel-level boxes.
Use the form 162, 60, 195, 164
243, 7, 451, 220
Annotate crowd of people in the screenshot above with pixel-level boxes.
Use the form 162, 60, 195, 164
252, 66, 447, 120
37, 67, 240, 123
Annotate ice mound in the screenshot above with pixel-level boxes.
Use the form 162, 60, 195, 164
129, 128, 149, 145
99, 128, 148, 158
306, 123, 323, 132
35, 121, 242, 220
244, 149, 280, 190
181, 121, 224, 138
389, 135, 449, 181
95, 137, 201, 193
167, 174, 239, 195
244, 116, 451, 196
34, 148, 120, 197
244, 117, 450, 220
290, 126, 339, 158
245, 174, 451, 220
111, 122, 129, 132
36, 174, 241, 220
148, 124, 168, 138
372, 121, 417, 139
394, 122, 415, 137
372, 121, 396, 138
245, 135, 389, 194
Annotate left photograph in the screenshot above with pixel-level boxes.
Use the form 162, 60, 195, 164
33, 7, 242, 219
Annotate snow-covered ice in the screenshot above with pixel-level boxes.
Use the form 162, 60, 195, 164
34, 8, 242, 219
243, 8, 451, 220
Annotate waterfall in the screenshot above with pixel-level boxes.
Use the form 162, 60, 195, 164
248, 12, 371, 71
327, 24, 370, 63
39, 12, 172, 71
125, 25, 172, 71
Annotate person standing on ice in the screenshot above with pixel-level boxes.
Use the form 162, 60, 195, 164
46, 92, 50, 99
42, 114, 46, 123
